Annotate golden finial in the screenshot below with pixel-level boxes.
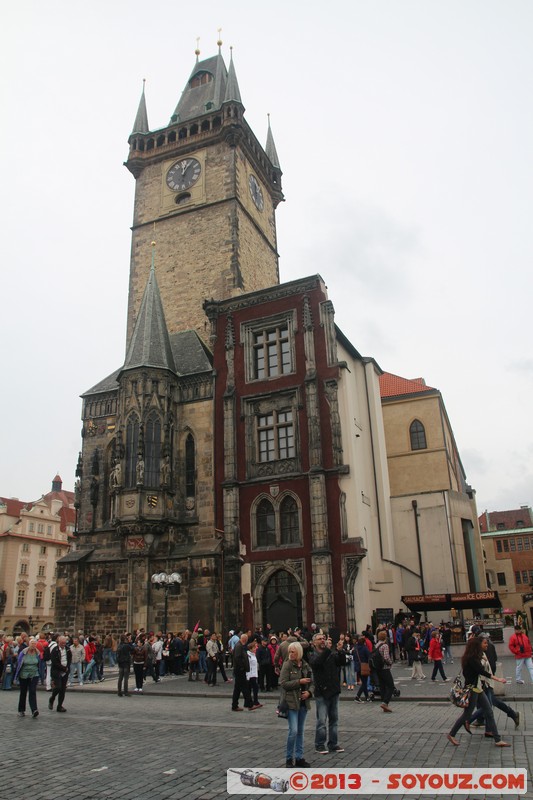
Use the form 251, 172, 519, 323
217, 28, 223, 51
195, 37, 200, 60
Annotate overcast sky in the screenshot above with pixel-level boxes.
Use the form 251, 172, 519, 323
2, 1, 532, 514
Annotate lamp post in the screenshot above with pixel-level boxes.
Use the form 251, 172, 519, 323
150, 572, 182, 634
28, 615, 33, 634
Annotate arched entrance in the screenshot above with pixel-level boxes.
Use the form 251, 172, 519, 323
262, 569, 302, 632
13, 619, 29, 634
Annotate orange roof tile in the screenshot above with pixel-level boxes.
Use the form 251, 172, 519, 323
379, 372, 437, 399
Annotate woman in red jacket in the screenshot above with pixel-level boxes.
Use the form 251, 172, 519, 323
428, 631, 449, 683
508, 625, 533, 685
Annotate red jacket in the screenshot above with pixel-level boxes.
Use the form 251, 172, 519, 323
508, 632, 532, 659
428, 638, 443, 661
84, 641, 96, 662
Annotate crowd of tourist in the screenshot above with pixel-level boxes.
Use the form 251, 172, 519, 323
1, 618, 530, 766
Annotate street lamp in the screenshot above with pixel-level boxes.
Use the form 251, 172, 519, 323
28, 615, 33, 634
151, 571, 182, 634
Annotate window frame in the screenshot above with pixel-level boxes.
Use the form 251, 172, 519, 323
242, 311, 297, 384
252, 491, 302, 550
409, 419, 427, 451
496, 572, 506, 586
243, 390, 300, 479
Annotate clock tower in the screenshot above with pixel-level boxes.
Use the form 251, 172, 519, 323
125, 47, 284, 342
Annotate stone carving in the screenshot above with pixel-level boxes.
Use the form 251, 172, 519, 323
136, 456, 144, 485
110, 461, 122, 490
160, 455, 171, 486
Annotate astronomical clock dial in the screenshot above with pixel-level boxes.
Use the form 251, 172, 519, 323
248, 174, 264, 211
166, 158, 202, 192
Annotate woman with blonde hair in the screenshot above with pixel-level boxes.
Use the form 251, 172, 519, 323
280, 641, 313, 768
15, 638, 40, 717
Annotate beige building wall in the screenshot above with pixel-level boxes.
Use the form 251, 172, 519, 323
381, 386, 487, 609
336, 345, 401, 628
0, 499, 71, 633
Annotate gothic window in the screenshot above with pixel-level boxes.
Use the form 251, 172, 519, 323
257, 409, 295, 462
242, 312, 296, 383
257, 499, 276, 548
185, 433, 196, 498
409, 419, 427, 450
145, 413, 162, 488
125, 414, 140, 487
280, 496, 299, 545
253, 494, 301, 549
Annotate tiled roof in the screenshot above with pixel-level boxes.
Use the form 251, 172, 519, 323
379, 372, 437, 399
479, 508, 533, 532
0, 496, 27, 516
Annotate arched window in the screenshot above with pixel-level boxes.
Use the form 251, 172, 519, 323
125, 415, 139, 487
257, 499, 275, 548
280, 496, 299, 545
185, 433, 195, 498
409, 419, 427, 450
145, 413, 162, 487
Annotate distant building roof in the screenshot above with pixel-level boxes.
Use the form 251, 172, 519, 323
479, 507, 533, 533
0, 497, 27, 516
379, 371, 437, 399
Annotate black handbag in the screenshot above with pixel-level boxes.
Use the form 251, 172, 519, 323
277, 693, 289, 719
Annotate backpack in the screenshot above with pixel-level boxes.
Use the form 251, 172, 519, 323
369, 643, 385, 672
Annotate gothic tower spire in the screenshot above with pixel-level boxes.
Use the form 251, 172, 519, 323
122, 245, 175, 373
131, 80, 149, 135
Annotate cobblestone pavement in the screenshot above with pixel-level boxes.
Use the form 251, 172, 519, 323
1, 660, 531, 800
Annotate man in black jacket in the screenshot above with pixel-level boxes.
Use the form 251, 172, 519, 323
308, 632, 346, 754
231, 633, 252, 712
49, 636, 72, 712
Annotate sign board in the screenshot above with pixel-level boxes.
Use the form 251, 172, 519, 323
375, 607, 394, 625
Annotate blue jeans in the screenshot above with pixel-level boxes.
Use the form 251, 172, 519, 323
69, 662, 83, 684
83, 659, 98, 682
287, 706, 308, 760
199, 651, 207, 673
315, 694, 339, 750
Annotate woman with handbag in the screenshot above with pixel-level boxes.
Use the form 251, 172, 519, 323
354, 636, 371, 702
447, 637, 510, 747
280, 642, 313, 768
15, 638, 40, 717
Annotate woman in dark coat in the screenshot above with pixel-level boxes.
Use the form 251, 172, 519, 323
354, 636, 371, 702
447, 637, 509, 746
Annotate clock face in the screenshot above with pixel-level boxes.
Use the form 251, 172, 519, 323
249, 174, 264, 211
166, 158, 202, 192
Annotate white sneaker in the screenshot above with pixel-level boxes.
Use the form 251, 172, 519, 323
138, 688, 143, 693
516, 679, 525, 685
134, 688, 139, 692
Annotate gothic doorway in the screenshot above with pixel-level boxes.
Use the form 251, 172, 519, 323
262, 569, 302, 632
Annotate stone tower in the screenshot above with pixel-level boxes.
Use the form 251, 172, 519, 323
55, 47, 283, 635
125, 47, 283, 343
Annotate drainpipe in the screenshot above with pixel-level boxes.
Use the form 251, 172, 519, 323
412, 500, 426, 619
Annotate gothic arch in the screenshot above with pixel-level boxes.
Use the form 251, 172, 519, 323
251, 561, 306, 631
